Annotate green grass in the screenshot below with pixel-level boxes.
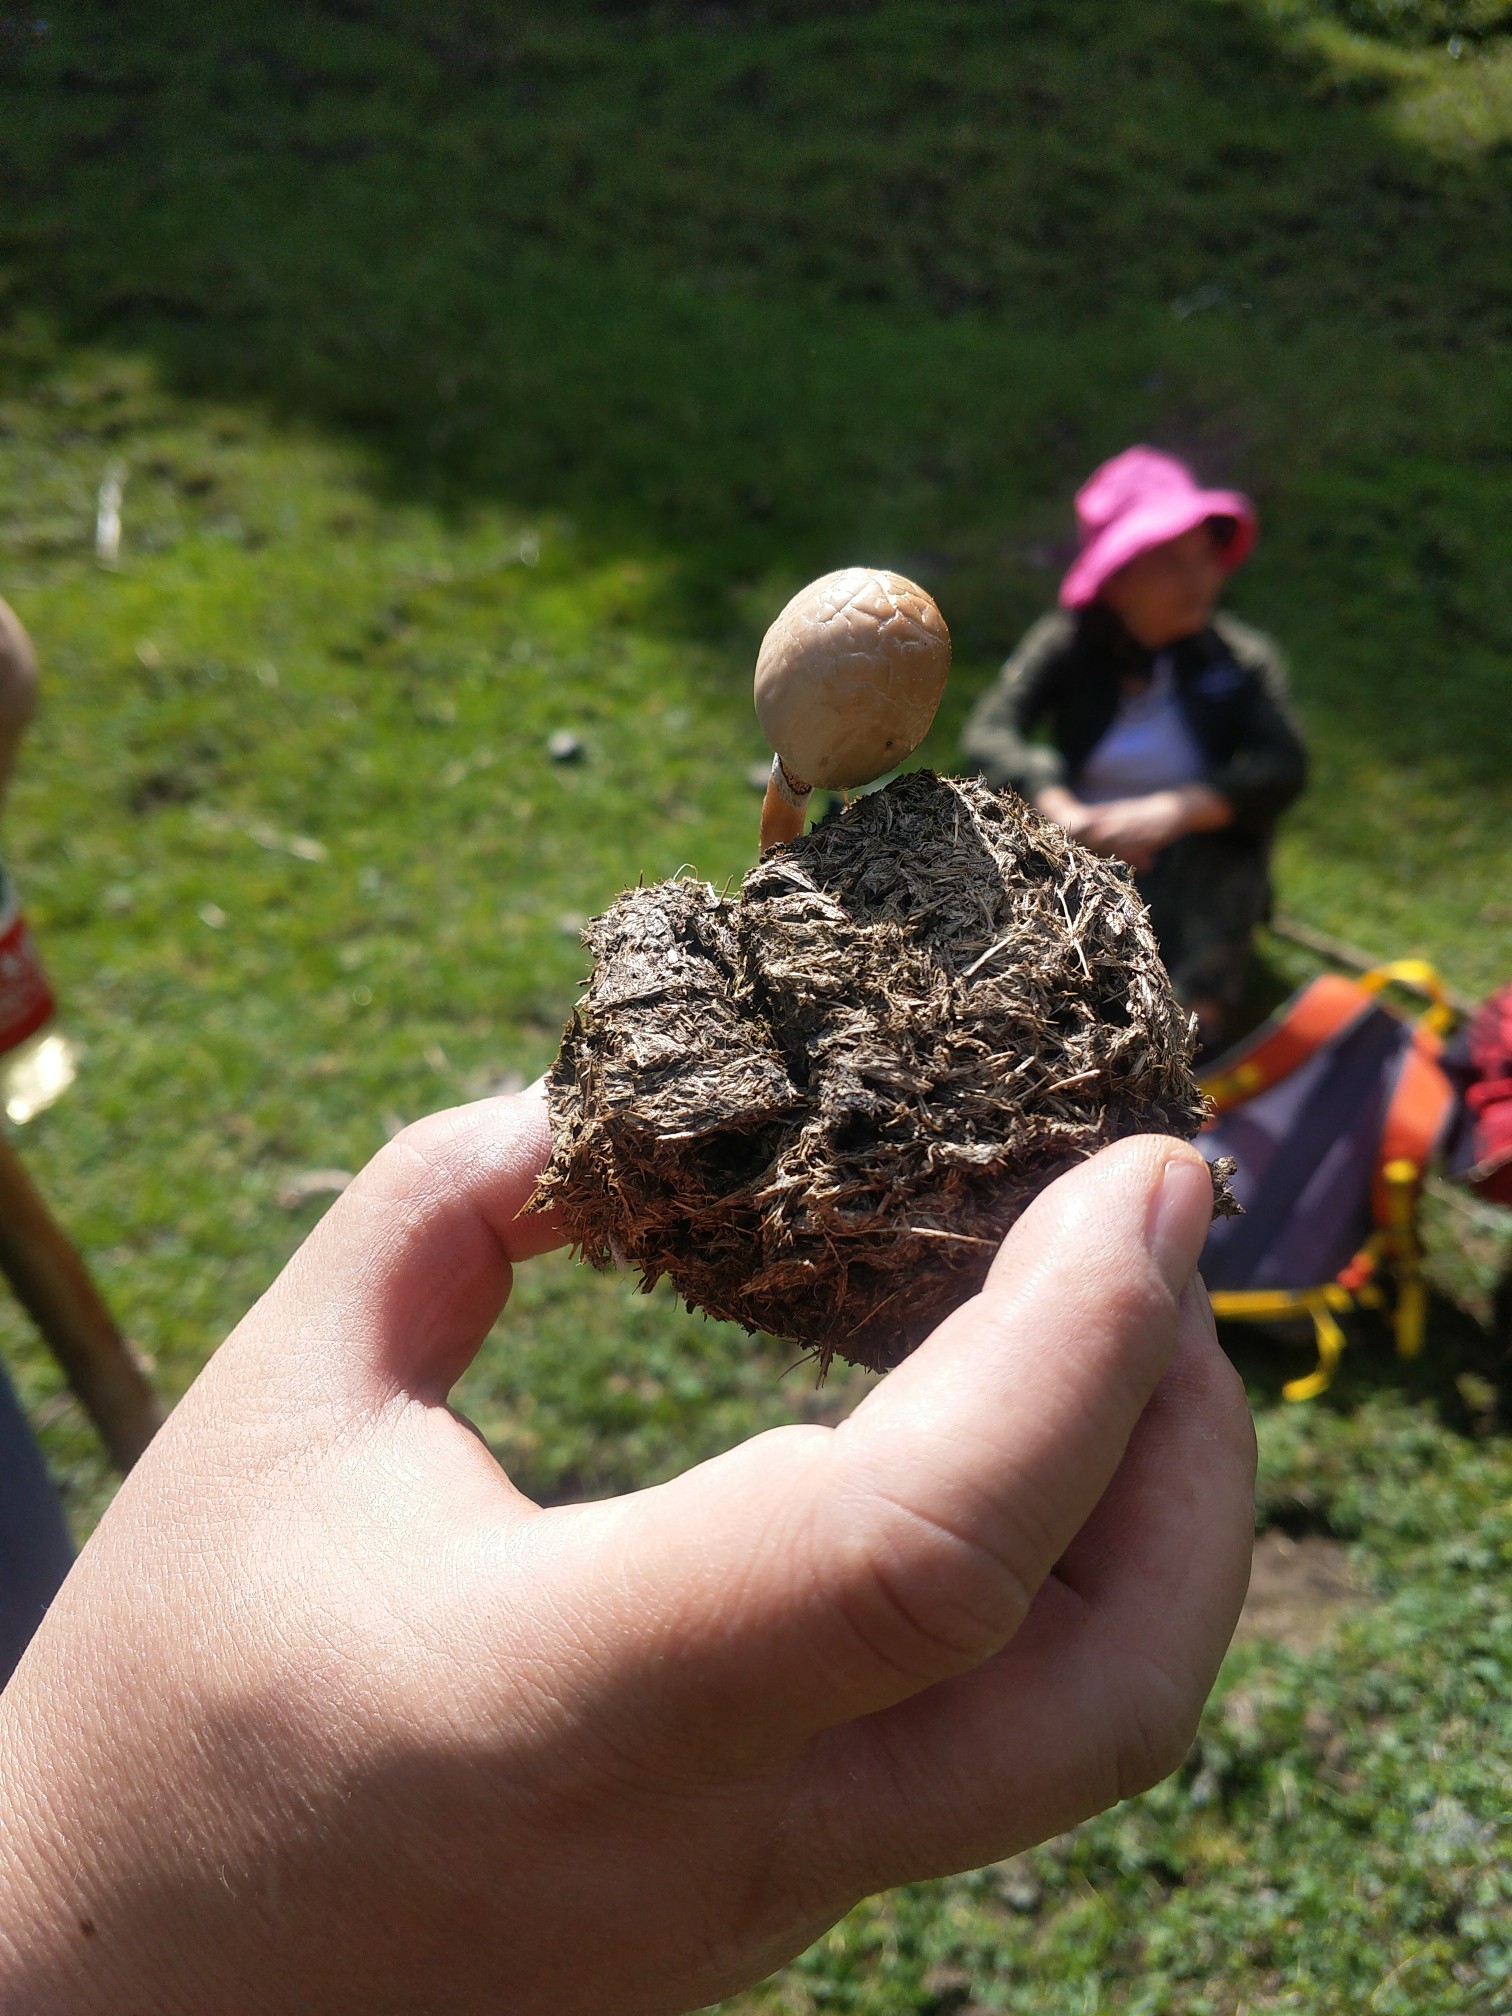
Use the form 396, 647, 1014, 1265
719, 1392, 1512, 2014
1, 0, 1511, 2005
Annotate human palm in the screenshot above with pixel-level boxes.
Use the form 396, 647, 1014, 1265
0, 1092, 1253, 2016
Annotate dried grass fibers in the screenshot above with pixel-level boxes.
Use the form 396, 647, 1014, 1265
532, 771, 1229, 1372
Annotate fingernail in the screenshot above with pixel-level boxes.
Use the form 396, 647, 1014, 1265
1147, 1151, 1214, 1296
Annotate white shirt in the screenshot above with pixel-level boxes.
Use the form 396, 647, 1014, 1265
1076, 652, 1207, 804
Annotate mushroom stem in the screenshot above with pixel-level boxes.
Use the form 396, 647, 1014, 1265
758, 754, 812, 854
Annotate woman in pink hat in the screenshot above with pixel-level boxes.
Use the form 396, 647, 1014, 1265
963, 446, 1307, 1050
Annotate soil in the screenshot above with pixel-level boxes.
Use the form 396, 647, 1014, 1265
1236, 1530, 1370, 1653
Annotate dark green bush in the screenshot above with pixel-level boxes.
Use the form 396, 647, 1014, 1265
1319, 0, 1512, 44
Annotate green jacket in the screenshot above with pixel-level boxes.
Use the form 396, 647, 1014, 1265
962, 605, 1308, 842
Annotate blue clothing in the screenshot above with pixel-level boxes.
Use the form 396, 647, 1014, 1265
1077, 651, 1208, 804
0, 1356, 72, 1683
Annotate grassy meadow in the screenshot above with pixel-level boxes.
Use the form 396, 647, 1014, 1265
2, 1, 1512, 2007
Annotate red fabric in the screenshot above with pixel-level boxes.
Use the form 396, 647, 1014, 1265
1462, 984, 1512, 1203
1468, 986, 1512, 1077
0, 906, 54, 1056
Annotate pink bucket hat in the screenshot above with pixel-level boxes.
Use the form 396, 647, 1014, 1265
1059, 446, 1257, 610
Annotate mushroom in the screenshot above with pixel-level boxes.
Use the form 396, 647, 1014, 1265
753, 567, 951, 852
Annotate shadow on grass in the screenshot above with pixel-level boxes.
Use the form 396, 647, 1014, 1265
1220, 1282, 1511, 1455
2, 1, 1510, 716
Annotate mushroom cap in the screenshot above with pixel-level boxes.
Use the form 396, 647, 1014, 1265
753, 567, 951, 791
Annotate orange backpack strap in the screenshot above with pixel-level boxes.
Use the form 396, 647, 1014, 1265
1371, 1038, 1457, 1224
1201, 974, 1374, 1115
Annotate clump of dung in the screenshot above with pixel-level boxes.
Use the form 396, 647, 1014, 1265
532, 771, 1229, 1372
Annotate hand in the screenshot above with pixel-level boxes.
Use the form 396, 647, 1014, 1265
1081, 786, 1232, 873
1033, 783, 1099, 843
0, 1091, 1254, 2016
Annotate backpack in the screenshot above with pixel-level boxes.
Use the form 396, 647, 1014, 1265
1441, 981, 1512, 1209
1196, 962, 1458, 1400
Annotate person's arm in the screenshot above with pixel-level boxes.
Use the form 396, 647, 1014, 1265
1202, 618, 1308, 834
1036, 782, 1101, 839
0, 598, 39, 815
961, 611, 1075, 804
0, 1090, 1253, 2016
1080, 622, 1310, 869
1080, 782, 1234, 871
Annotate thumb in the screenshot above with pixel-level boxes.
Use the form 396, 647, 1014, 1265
593, 1136, 1217, 1754
229, 1086, 564, 1409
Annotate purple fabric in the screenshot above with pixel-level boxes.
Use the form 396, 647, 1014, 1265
1199, 1007, 1411, 1292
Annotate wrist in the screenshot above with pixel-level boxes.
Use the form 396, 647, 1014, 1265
0, 1777, 80, 2009
0, 1692, 183, 2016
1172, 784, 1233, 833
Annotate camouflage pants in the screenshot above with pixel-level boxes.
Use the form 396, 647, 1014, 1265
1136, 830, 1272, 1013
